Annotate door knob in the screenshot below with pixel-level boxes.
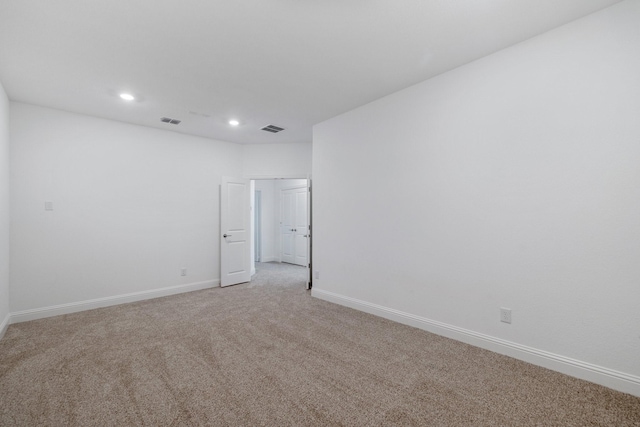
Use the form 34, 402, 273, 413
223, 234, 232, 238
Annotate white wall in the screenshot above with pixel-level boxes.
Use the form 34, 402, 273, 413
276, 179, 307, 191
10, 103, 243, 315
243, 142, 311, 179
312, 0, 640, 396
0, 80, 10, 336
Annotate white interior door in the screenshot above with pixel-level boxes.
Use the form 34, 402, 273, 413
306, 178, 312, 289
294, 188, 308, 266
221, 177, 251, 287
280, 186, 308, 267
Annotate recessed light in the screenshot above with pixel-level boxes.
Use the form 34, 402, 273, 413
119, 93, 135, 101
229, 119, 240, 126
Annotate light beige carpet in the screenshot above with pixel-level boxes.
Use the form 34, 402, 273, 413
1, 262, 639, 426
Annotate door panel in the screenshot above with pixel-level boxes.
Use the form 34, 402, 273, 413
227, 242, 246, 274
294, 189, 308, 266
221, 177, 251, 287
281, 190, 295, 264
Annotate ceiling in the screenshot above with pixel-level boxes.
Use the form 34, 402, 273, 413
0, 0, 621, 145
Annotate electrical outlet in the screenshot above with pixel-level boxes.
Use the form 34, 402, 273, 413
500, 307, 512, 324
314, 271, 320, 280
45, 201, 53, 211
181, 268, 187, 276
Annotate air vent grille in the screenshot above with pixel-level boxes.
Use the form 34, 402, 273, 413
160, 117, 181, 125
261, 124, 285, 133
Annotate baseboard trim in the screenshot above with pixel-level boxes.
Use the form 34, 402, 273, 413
0, 313, 9, 340
10, 279, 220, 324
312, 288, 640, 398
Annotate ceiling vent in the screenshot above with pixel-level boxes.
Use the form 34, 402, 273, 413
160, 117, 181, 125
261, 124, 285, 133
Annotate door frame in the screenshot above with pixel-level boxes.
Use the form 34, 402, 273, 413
248, 174, 312, 289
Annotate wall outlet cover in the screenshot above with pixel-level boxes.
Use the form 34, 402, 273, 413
500, 307, 512, 324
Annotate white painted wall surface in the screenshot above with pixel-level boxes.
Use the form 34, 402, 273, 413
313, 0, 640, 394
276, 179, 308, 192
243, 143, 311, 178
10, 103, 243, 313
0, 81, 10, 334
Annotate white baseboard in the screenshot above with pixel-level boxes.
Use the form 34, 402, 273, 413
312, 288, 640, 398
0, 313, 9, 340
260, 256, 276, 263
10, 279, 219, 324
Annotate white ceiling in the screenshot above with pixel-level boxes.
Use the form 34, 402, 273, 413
0, 0, 621, 144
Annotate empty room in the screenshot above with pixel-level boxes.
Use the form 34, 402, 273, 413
1, 0, 639, 425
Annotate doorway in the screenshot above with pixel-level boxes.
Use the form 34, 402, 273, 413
251, 178, 310, 286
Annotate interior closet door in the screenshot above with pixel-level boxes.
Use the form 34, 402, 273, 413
280, 186, 308, 267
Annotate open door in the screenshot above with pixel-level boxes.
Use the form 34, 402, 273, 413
306, 178, 312, 290
221, 177, 251, 287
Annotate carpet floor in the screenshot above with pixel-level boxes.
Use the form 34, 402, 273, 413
1, 262, 639, 426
